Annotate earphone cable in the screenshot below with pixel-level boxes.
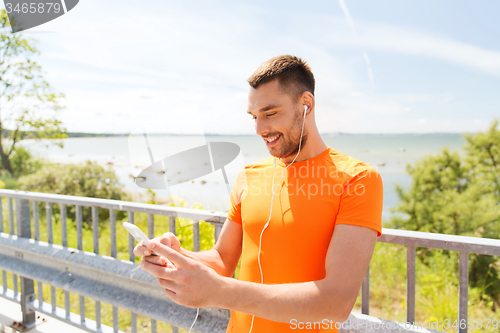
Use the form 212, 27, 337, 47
189, 307, 200, 333
247, 106, 307, 333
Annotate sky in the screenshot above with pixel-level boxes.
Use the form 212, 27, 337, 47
2, 0, 500, 135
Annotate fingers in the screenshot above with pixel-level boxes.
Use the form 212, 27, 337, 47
156, 278, 184, 304
158, 232, 181, 252
143, 254, 175, 269
147, 240, 190, 268
133, 244, 152, 257
144, 255, 168, 266
157, 277, 177, 292
140, 259, 177, 280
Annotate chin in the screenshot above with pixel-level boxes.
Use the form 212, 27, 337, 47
269, 149, 290, 159
267, 148, 281, 158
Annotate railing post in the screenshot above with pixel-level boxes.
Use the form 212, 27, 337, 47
76, 205, 83, 251
92, 206, 99, 255
361, 266, 369, 315
169, 216, 176, 235
92, 206, 102, 332
16, 198, 36, 328
193, 220, 200, 252
33, 201, 40, 241
407, 245, 416, 324
60, 203, 67, 247
459, 252, 469, 333
110, 209, 117, 258
8, 198, 14, 235
147, 213, 154, 239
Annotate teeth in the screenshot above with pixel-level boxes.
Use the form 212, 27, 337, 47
266, 135, 279, 143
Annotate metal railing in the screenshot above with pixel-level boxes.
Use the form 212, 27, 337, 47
0, 189, 499, 333
0, 189, 229, 333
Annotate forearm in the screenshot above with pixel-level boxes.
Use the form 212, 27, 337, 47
214, 277, 351, 324
179, 248, 234, 277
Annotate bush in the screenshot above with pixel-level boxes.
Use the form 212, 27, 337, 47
17, 160, 130, 224
0, 145, 44, 177
10, 146, 45, 176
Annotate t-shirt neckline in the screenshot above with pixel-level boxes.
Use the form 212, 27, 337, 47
275, 147, 331, 167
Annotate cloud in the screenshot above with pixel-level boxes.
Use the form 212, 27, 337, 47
338, 0, 375, 89
338, 0, 356, 33
316, 18, 500, 78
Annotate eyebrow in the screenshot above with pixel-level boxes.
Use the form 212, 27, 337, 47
246, 104, 281, 115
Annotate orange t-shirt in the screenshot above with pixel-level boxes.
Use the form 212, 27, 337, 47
226, 147, 383, 333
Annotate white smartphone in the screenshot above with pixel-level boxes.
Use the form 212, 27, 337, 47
123, 222, 159, 256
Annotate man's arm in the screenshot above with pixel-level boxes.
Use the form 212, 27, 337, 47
214, 224, 377, 323
142, 223, 377, 324
136, 218, 242, 277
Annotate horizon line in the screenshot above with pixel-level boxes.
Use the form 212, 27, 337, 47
63, 131, 473, 137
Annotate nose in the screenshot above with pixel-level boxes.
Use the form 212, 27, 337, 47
255, 117, 270, 137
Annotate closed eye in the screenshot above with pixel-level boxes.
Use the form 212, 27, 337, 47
250, 112, 277, 120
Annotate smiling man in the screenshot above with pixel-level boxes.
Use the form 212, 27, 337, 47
136, 55, 384, 333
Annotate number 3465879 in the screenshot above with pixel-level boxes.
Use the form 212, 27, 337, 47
443, 319, 499, 330
5, 2, 62, 14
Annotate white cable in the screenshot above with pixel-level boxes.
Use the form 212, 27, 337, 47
189, 307, 200, 333
247, 106, 307, 333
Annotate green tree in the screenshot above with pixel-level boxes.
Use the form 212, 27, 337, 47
0, 9, 66, 175
389, 120, 500, 309
17, 161, 130, 224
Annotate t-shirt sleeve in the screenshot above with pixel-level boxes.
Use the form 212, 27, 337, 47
227, 167, 248, 225
335, 165, 384, 237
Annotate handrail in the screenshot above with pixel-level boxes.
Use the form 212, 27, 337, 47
379, 228, 500, 255
0, 189, 227, 224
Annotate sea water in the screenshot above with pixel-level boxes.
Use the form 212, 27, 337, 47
21, 133, 466, 222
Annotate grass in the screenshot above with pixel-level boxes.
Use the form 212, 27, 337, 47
1, 198, 499, 333
352, 243, 500, 333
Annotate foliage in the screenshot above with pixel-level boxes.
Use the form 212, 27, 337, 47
1, 145, 44, 176
0, 9, 67, 175
0, 172, 17, 188
17, 160, 130, 223
166, 197, 216, 252
146, 188, 157, 204
388, 120, 500, 309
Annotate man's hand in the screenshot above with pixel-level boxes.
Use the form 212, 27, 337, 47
140, 238, 224, 308
133, 232, 181, 266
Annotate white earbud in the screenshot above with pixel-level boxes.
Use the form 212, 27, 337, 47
303, 105, 308, 117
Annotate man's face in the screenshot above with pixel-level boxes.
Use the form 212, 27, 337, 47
247, 80, 308, 159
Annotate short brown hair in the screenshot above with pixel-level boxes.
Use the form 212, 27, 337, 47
247, 55, 315, 102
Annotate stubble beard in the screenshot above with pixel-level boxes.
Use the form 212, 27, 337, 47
268, 110, 308, 160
